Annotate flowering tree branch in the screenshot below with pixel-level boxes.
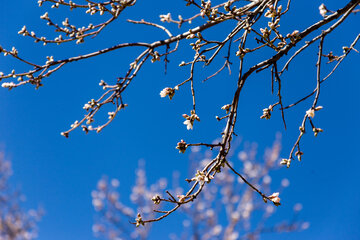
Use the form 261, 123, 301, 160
1, 0, 359, 227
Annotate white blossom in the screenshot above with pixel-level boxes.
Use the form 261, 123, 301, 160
306, 108, 315, 118
83, 103, 91, 110
268, 192, 281, 205
1, 82, 16, 89
183, 119, 193, 130
319, 4, 327, 17
160, 87, 175, 99
40, 12, 49, 20
191, 170, 213, 184
160, 13, 171, 22
182, 111, 200, 130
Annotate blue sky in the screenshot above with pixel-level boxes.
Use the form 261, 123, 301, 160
0, 0, 359, 239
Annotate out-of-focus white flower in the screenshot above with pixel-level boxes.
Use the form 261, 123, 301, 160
266, 205, 275, 214
281, 178, 290, 187
231, 212, 240, 221
111, 179, 120, 188
238, 151, 248, 161
92, 198, 103, 210
206, 209, 215, 218
212, 225, 222, 236
191, 146, 201, 153
182, 219, 191, 227
263, 175, 272, 185
301, 222, 310, 230
92, 224, 105, 233
228, 232, 239, 240
294, 203, 303, 212
97, 179, 107, 190
108, 192, 119, 203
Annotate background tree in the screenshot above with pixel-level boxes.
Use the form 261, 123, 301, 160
0, 0, 359, 239
92, 137, 309, 240
0, 153, 42, 240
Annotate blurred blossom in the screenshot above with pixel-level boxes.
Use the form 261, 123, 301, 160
231, 212, 241, 221
200, 158, 212, 168
91, 190, 98, 198
301, 222, 310, 230
93, 198, 104, 211
244, 203, 253, 212
238, 151, 248, 161
231, 195, 240, 203
266, 205, 275, 214
243, 210, 250, 219
122, 206, 134, 216
98, 191, 106, 199
206, 209, 215, 218
229, 232, 239, 240
108, 192, 119, 203
158, 178, 167, 189
191, 146, 201, 153
294, 203, 303, 212
263, 175, 272, 185
244, 161, 253, 172
281, 178, 290, 188
174, 187, 184, 196
142, 206, 151, 214
111, 179, 120, 188
212, 225, 222, 236
211, 138, 222, 145
196, 202, 206, 211
92, 138, 308, 240
92, 224, 105, 233
217, 171, 226, 181
92, 160, 169, 240
97, 179, 107, 190
183, 219, 191, 227
0, 153, 42, 240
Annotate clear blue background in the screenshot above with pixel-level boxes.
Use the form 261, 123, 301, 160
0, 0, 359, 239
